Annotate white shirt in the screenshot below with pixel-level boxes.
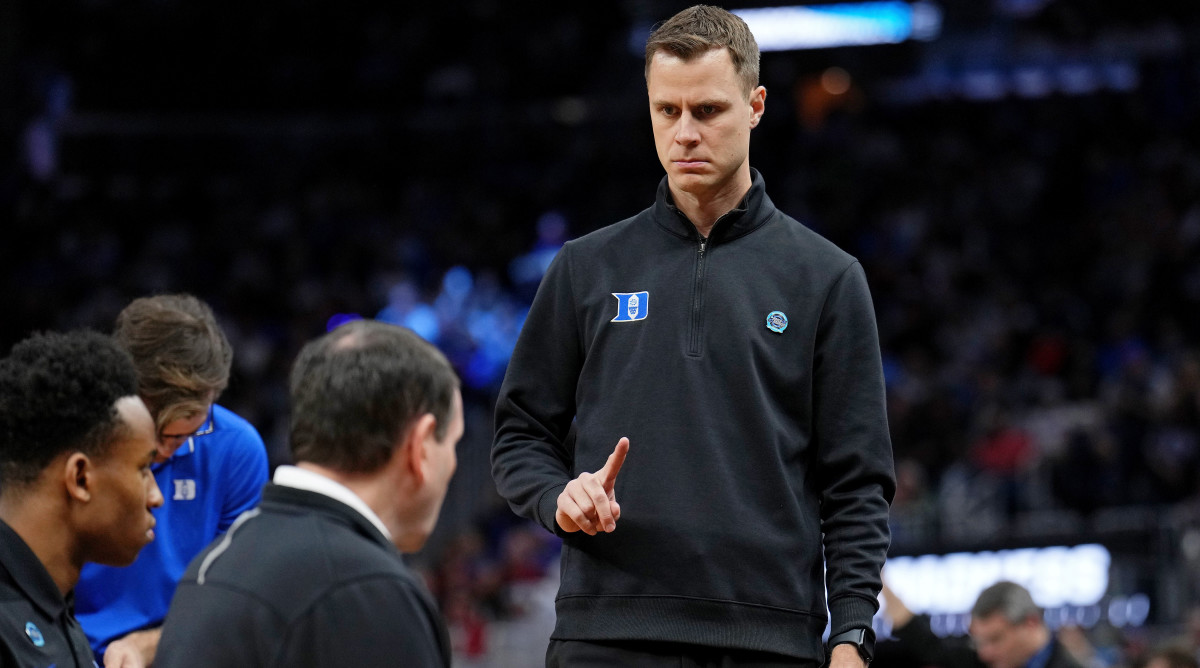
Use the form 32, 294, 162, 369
272, 465, 392, 540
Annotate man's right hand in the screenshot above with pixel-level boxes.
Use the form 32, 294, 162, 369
556, 437, 629, 535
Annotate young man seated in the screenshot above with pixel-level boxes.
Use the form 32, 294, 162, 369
0, 330, 164, 667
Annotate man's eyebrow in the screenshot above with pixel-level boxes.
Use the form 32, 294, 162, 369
651, 97, 727, 108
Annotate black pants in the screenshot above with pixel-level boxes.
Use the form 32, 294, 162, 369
546, 639, 821, 668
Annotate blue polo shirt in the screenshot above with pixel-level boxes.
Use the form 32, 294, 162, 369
74, 404, 269, 658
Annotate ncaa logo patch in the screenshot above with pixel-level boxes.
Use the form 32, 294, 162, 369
611, 292, 649, 322
766, 310, 788, 334
25, 621, 44, 647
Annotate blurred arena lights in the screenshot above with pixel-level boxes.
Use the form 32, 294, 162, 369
886, 544, 1111, 614
878, 544, 1151, 635
879, 60, 1140, 103
628, 2, 941, 56
733, 2, 943, 51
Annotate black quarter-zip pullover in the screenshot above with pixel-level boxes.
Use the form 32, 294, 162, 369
493, 169, 896, 662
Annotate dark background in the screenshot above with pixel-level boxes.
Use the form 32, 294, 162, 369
5, 1, 1200, 664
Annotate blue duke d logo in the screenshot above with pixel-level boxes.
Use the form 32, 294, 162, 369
173, 479, 197, 501
611, 292, 649, 322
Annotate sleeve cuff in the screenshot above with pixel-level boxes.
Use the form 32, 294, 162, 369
828, 595, 879, 638
537, 482, 569, 536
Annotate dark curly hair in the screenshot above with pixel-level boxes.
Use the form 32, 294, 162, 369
0, 329, 139, 489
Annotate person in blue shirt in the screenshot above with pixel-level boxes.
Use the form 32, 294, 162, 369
74, 294, 269, 668
968, 582, 1083, 668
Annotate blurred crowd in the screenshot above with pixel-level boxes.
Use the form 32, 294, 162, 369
5, 1, 1200, 665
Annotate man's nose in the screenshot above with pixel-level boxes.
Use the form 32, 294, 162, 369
147, 476, 165, 508
675, 113, 700, 144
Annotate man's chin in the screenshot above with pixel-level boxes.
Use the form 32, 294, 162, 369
99, 551, 143, 568
668, 172, 714, 192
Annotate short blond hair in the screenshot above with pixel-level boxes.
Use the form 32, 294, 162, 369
644, 5, 760, 95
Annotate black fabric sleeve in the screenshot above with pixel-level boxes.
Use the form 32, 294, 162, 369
491, 244, 584, 535
814, 261, 898, 636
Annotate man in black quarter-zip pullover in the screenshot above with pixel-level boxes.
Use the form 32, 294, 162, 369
492, 5, 896, 668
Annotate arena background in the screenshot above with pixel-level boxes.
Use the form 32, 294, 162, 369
4, 1, 1200, 665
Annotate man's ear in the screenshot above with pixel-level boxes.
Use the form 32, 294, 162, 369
749, 85, 766, 128
402, 413, 438, 485
63, 452, 92, 503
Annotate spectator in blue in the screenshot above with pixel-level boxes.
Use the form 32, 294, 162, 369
75, 294, 269, 668
879, 581, 1085, 668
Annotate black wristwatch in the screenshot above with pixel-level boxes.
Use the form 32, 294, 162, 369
828, 628, 875, 665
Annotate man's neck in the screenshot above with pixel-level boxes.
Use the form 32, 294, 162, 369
293, 461, 413, 548
668, 170, 752, 238
1023, 626, 1054, 668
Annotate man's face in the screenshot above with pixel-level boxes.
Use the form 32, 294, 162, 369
647, 47, 765, 201
403, 390, 464, 552
82, 396, 165, 566
425, 390, 463, 523
154, 403, 212, 463
970, 612, 1041, 668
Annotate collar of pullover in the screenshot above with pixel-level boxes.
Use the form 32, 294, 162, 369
654, 167, 776, 244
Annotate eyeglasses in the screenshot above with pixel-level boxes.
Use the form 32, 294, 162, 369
157, 429, 198, 448
156, 406, 213, 449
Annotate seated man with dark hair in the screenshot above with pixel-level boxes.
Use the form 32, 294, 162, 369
156, 320, 462, 667
0, 330, 164, 667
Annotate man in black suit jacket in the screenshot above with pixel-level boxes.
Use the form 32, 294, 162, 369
156, 320, 463, 668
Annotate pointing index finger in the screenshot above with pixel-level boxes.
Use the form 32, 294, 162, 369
598, 437, 629, 490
